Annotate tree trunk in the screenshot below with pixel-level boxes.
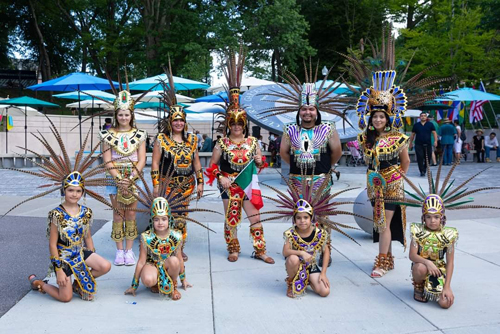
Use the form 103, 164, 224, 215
28, 0, 52, 79
271, 50, 276, 82
82, 47, 87, 73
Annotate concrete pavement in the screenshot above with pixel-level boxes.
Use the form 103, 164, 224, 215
0, 162, 499, 333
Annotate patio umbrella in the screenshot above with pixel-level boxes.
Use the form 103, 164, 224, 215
195, 92, 229, 103
208, 77, 275, 93
28, 72, 119, 147
0, 96, 59, 154
418, 103, 455, 111
128, 74, 209, 91
131, 91, 194, 103
315, 80, 359, 95
436, 87, 500, 101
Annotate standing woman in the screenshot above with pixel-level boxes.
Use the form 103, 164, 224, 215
357, 71, 410, 278
206, 47, 274, 264
453, 120, 462, 164
151, 62, 204, 262
100, 90, 147, 266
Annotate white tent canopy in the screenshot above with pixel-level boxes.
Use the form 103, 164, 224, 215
0, 104, 42, 116
66, 101, 114, 110
208, 77, 275, 93
132, 92, 195, 103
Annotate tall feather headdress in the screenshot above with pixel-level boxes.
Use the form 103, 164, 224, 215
3, 116, 115, 216
250, 171, 370, 245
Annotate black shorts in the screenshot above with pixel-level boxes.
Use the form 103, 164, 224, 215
309, 264, 321, 275
54, 250, 94, 277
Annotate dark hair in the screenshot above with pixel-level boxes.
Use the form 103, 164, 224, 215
162, 119, 188, 142
365, 111, 391, 149
226, 120, 249, 138
454, 120, 459, 125
420, 112, 427, 116
296, 106, 321, 126
105, 118, 112, 123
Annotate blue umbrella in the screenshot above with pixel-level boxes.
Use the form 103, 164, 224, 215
129, 74, 209, 91
195, 92, 228, 103
315, 80, 359, 95
53, 90, 116, 101
28, 72, 119, 147
436, 87, 500, 101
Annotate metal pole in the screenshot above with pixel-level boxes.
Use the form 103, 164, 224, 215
5, 107, 8, 153
24, 105, 27, 154
91, 97, 94, 149
78, 86, 82, 147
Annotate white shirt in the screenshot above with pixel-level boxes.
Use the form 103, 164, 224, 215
485, 136, 499, 148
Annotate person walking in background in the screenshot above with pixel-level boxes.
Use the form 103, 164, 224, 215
195, 130, 203, 150
485, 132, 499, 162
453, 120, 463, 163
438, 118, 456, 165
428, 115, 440, 166
473, 129, 485, 163
200, 134, 213, 152
102, 117, 112, 130
409, 112, 438, 176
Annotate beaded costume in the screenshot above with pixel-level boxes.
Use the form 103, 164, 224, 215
205, 45, 269, 258
98, 89, 147, 242
126, 168, 217, 297
354, 71, 409, 250
387, 160, 500, 302
5, 117, 113, 300
256, 171, 366, 297
259, 60, 347, 194
47, 205, 96, 300
151, 60, 204, 254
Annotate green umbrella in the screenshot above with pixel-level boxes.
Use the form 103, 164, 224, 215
0, 96, 59, 154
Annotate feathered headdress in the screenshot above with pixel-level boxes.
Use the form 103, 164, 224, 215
251, 171, 369, 244
124, 163, 219, 231
356, 70, 407, 130
158, 58, 188, 134
386, 157, 500, 225
338, 24, 453, 129
257, 58, 351, 124
215, 44, 248, 134
3, 116, 115, 216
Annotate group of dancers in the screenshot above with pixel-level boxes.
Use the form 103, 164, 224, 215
8, 47, 498, 307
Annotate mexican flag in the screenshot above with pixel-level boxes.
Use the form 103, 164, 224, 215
234, 161, 263, 210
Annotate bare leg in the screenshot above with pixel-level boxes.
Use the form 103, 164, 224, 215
285, 255, 300, 298
29, 274, 73, 303
165, 256, 181, 300
85, 253, 111, 278
141, 264, 158, 288
124, 200, 138, 251
309, 273, 330, 297
412, 263, 428, 302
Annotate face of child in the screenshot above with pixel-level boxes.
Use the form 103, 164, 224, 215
424, 213, 442, 230
152, 215, 170, 233
65, 186, 83, 204
116, 109, 132, 127
294, 212, 312, 231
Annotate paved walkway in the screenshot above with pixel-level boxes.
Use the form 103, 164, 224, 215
0, 162, 499, 333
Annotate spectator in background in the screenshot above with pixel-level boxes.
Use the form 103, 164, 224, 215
428, 114, 440, 166
102, 118, 113, 130
473, 129, 485, 163
268, 133, 277, 166
195, 130, 203, 150
200, 134, 213, 152
485, 132, 499, 162
212, 135, 222, 150
409, 112, 438, 176
453, 120, 463, 163
438, 118, 456, 165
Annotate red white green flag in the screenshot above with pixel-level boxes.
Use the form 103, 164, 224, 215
234, 161, 263, 210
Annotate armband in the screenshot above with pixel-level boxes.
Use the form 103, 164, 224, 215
131, 276, 140, 290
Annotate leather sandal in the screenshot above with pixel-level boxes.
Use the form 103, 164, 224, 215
252, 250, 275, 264
371, 254, 388, 278
28, 274, 46, 294
413, 281, 428, 303
285, 277, 294, 298
171, 280, 181, 301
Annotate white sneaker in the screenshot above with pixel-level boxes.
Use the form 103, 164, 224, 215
124, 249, 136, 266
114, 249, 125, 266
